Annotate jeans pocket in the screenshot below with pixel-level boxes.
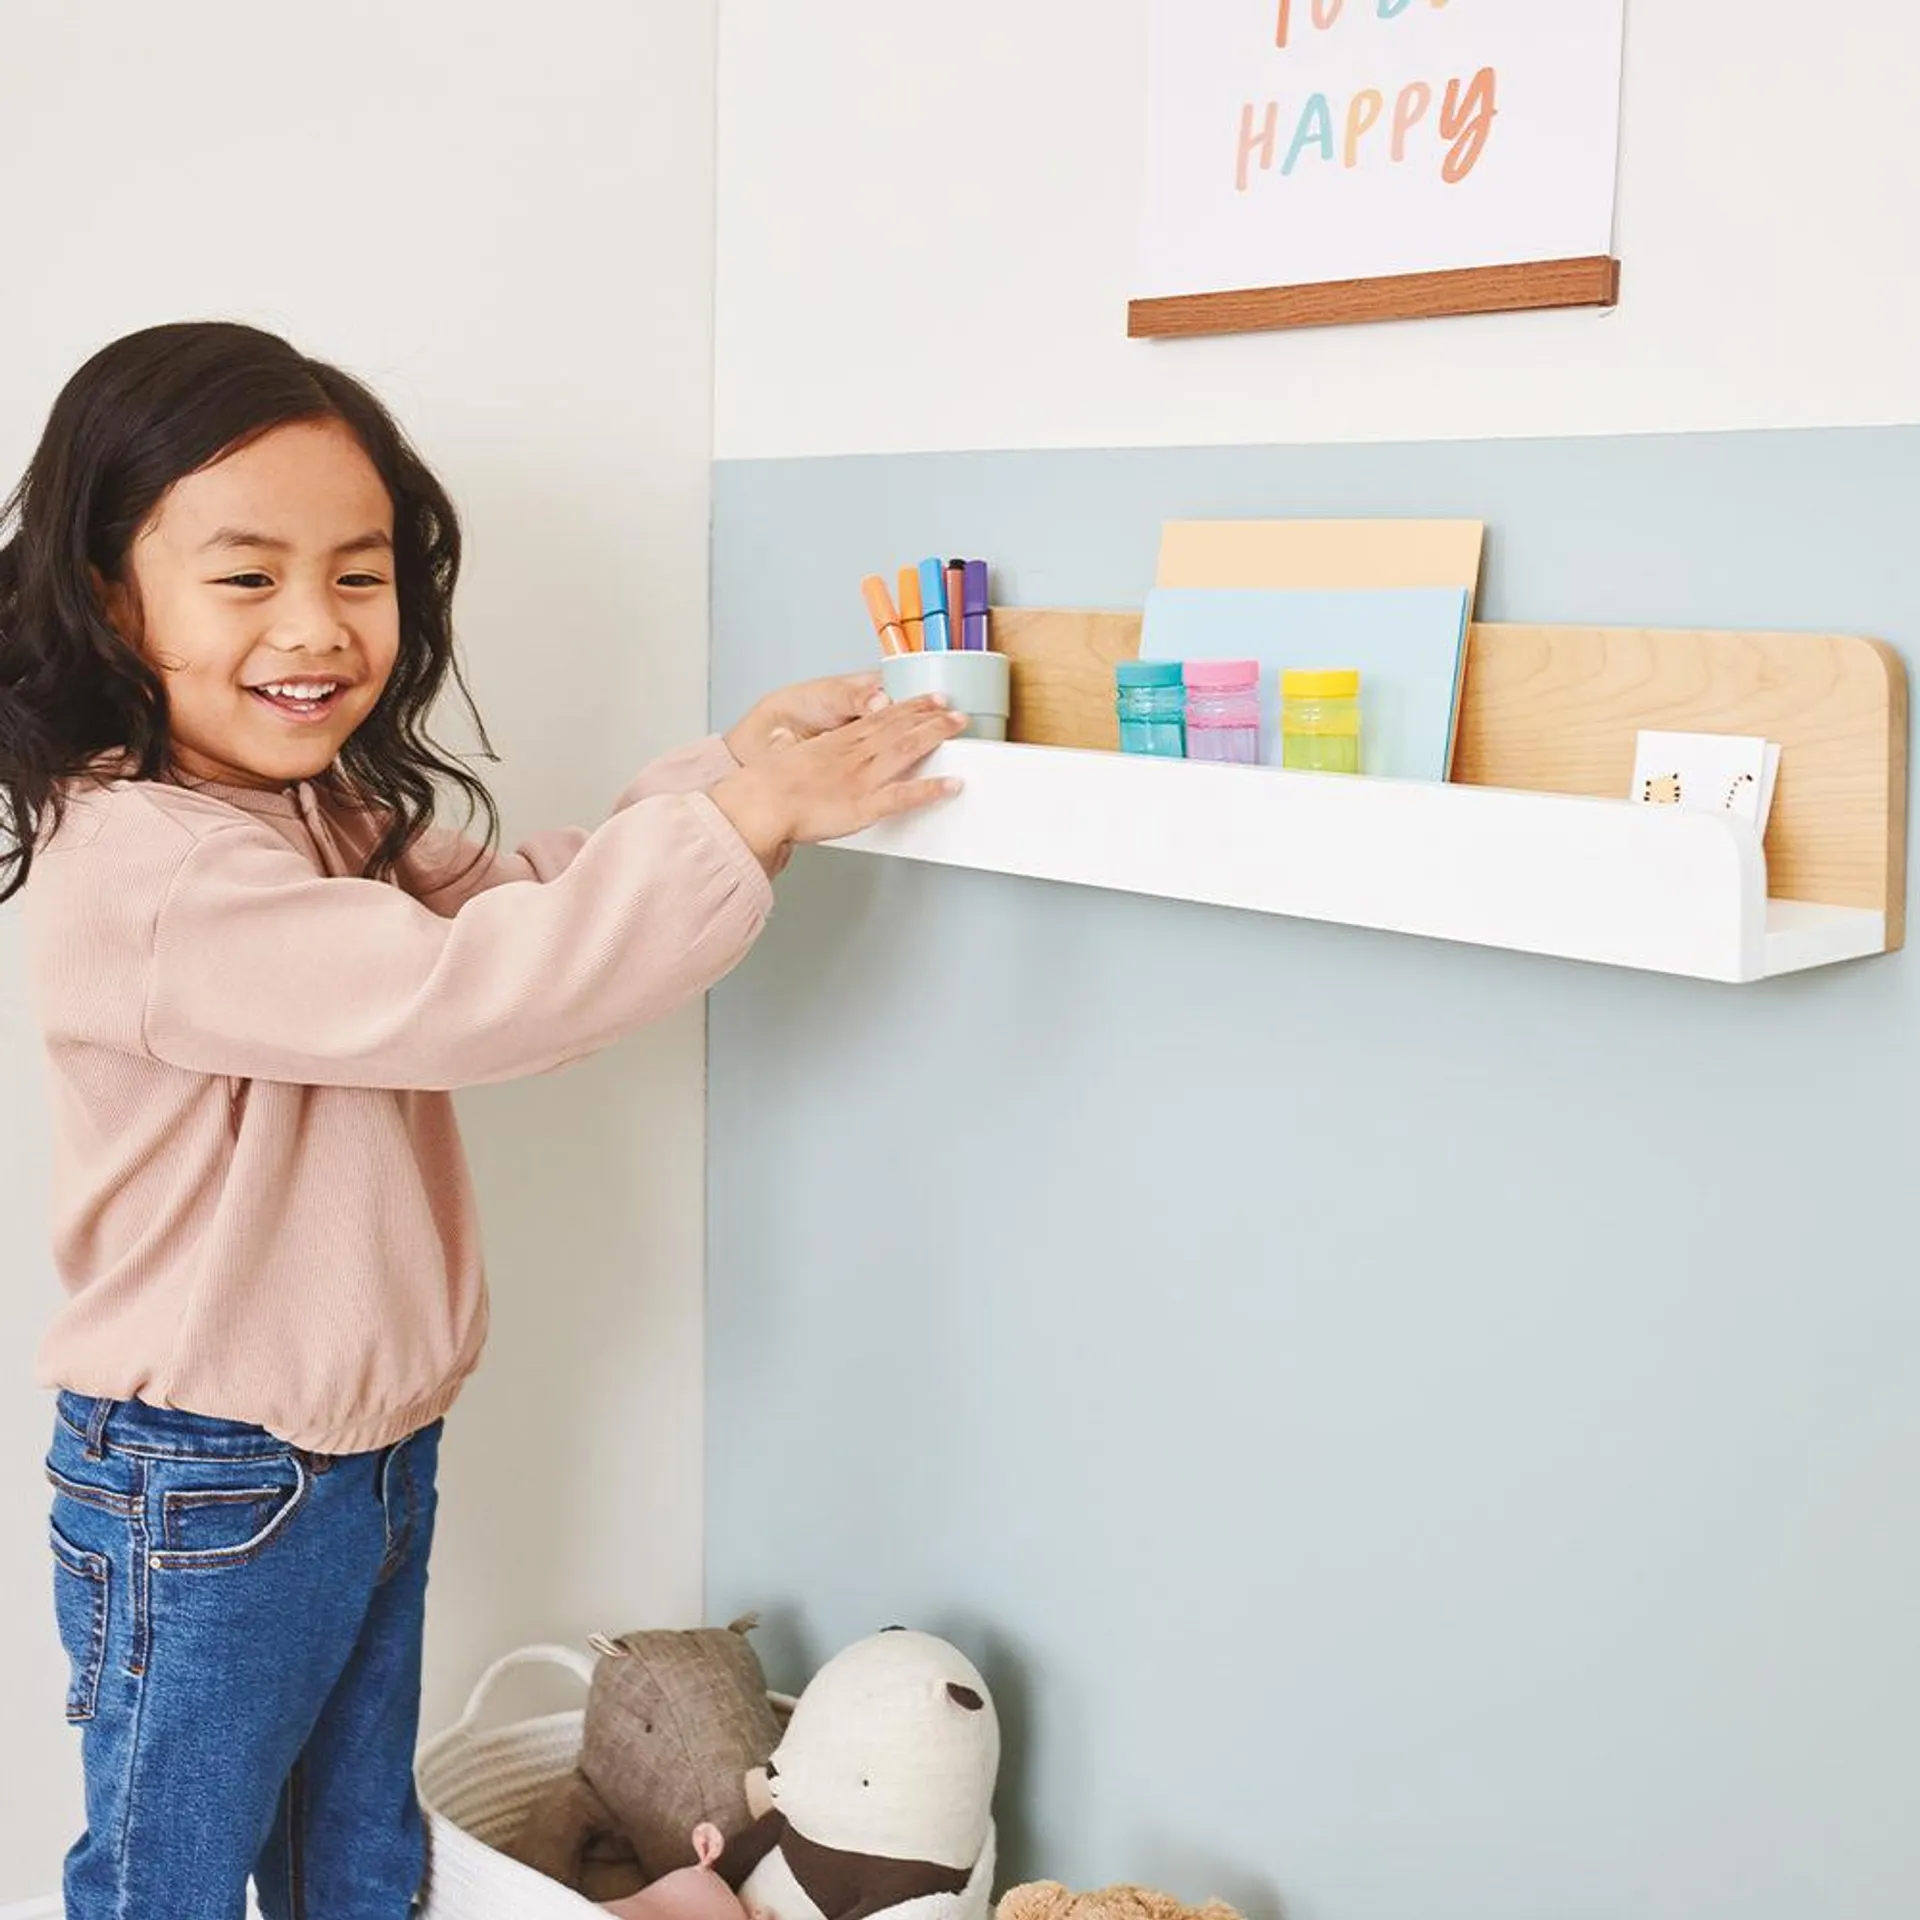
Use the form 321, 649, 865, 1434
45, 1461, 137, 1520
50, 1520, 109, 1723
153, 1454, 311, 1571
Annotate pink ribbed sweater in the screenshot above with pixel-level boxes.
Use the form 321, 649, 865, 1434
23, 740, 771, 1454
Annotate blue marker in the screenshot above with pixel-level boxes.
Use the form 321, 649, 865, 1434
918, 556, 951, 652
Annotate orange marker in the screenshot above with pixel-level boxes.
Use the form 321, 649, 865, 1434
945, 559, 966, 655
861, 575, 910, 657
896, 565, 925, 652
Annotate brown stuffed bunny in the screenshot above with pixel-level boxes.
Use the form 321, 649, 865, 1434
508, 1614, 784, 1899
997, 1885, 1245, 1920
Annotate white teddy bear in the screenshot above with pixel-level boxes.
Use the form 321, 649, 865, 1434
728, 1629, 999, 1920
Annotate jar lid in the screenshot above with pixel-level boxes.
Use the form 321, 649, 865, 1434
1282, 669, 1360, 699
1182, 659, 1259, 691
1115, 660, 1184, 688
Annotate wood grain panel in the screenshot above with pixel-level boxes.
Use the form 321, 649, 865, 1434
994, 607, 1143, 753
1456, 623, 1907, 942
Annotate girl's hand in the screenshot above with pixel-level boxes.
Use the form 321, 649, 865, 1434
725, 674, 886, 765
712, 697, 968, 874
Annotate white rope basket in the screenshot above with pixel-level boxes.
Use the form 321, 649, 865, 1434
415, 1642, 611, 1918
416, 1643, 802, 1919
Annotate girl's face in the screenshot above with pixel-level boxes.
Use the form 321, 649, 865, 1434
102, 417, 402, 790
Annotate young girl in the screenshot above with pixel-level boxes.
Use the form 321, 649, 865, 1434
0, 320, 965, 1919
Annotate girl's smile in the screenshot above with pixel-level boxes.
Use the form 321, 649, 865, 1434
98, 415, 402, 790
246, 675, 359, 724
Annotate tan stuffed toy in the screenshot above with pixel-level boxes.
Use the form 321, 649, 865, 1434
997, 1885, 1245, 1920
508, 1615, 784, 1900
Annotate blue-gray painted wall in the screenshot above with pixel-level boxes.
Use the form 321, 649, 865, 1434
707, 428, 1918, 1920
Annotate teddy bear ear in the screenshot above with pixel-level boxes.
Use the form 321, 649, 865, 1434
726, 1613, 761, 1636
997, 1881, 1070, 1920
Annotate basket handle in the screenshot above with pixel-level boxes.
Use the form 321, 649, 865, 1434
445, 1643, 598, 1740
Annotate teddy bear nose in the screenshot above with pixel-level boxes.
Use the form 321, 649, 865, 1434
764, 1760, 778, 1780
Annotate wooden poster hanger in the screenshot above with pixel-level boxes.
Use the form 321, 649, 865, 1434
1128, 254, 1622, 339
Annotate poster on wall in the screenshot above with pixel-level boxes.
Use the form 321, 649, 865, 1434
1133, 0, 1627, 339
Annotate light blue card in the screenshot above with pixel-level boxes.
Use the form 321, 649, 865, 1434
1139, 587, 1471, 780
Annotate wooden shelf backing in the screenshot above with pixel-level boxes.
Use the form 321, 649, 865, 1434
1128, 256, 1621, 340
989, 607, 1907, 951
833, 741, 1883, 984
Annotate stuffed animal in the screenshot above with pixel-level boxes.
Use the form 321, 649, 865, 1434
604, 1824, 752, 1920
996, 1886, 1245, 1920
509, 1615, 784, 1898
726, 1628, 999, 1920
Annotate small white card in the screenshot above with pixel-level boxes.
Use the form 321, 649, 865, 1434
1631, 731, 1782, 833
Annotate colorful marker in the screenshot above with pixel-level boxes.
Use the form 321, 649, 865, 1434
861, 575, 910, 657
945, 559, 967, 653
897, 565, 925, 652
918, 556, 951, 652
962, 560, 990, 652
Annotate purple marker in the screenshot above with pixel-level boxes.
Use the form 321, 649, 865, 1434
962, 560, 990, 652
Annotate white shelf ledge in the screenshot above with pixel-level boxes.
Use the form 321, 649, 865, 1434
830, 741, 1889, 984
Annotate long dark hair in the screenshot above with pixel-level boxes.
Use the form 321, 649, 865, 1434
0, 320, 497, 900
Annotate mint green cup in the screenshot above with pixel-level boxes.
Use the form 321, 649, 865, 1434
881, 651, 1011, 741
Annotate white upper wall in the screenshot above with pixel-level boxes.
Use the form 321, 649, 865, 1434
716, 0, 1920, 457
0, 0, 717, 1895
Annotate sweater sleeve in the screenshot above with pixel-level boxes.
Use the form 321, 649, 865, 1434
142, 787, 771, 1091
401, 736, 742, 917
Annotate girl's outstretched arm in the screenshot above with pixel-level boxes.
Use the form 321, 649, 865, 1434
402, 675, 884, 915
36, 779, 770, 1092
398, 735, 741, 917
28, 695, 960, 1092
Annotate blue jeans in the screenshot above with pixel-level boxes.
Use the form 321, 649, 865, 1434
46, 1392, 441, 1919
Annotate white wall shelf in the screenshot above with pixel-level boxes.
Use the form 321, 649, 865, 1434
830, 741, 1890, 984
